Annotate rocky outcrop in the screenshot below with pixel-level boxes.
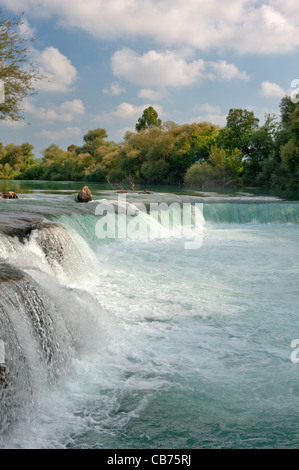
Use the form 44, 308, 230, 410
77, 186, 92, 203
0, 262, 24, 283
0, 192, 18, 199
0, 213, 58, 243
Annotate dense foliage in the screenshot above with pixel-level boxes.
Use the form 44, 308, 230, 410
0, 10, 41, 121
1, 99, 299, 191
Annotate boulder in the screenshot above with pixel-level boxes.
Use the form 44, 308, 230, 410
0, 191, 18, 199
77, 186, 92, 203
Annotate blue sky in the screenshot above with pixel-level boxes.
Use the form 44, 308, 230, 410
0, 0, 298, 158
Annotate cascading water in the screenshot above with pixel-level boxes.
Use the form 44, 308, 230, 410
1, 191, 299, 449
0, 214, 109, 447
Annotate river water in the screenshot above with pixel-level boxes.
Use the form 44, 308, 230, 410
0, 181, 299, 449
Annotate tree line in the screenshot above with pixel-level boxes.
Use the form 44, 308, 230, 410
0, 9, 298, 192
1, 99, 298, 192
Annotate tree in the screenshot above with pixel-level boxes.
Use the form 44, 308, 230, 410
0, 142, 36, 177
184, 147, 243, 188
219, 108, 259, 156
0, 9, 42, 120
135, 106, 162, 132
83, 128, 108, 144
75, 128, 116, 161
243, 114, 279, 184
188, 125, 219, 163
289, 107, 299, 146
279, 96, 296, 132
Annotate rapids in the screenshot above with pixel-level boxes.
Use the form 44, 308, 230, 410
0, 186, 299, 449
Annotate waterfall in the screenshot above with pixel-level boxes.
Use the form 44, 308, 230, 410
203, 202, 299, 224
1, 194, 299, 448
0, 220, 106, 444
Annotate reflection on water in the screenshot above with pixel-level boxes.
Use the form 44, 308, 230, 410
1, 179, 299, 201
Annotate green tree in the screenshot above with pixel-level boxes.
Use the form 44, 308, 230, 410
184, 147, 243, 188
1, 143, 22, 169
141, 159, 170, 184
20, 163, 43, 180
42, 144, 68, 163
243, 114, 278, 184
135, 106, 162, 132
184, 161, 219, 188
75, 128, 119, 166
219, 108, 259, 156
20, 142, 35, 170
279, 96, 296, 132
281, 139, 299, 173
0, 162, 15, 179
289, 107, 299, 146
0, 9, 42, 121
188, 125, 219, 163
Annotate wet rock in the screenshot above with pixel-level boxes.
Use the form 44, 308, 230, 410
0, 192, 18, 199
0, 213, 59, 243
0, 215, 56, 244
77, 186, 92, 203
0, 262, 24, 283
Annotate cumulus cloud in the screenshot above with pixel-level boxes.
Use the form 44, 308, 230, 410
196, 103, 222, 114
260, 81, 286, 98
138, 89, 167, 101
3, 0, 299, 54
193, 113, 227, 127
207, 61, 249, 81
112, 48, 205, 88
103, 82, 125, 96
111, 48, 248, 90
41, 127, 81, 140
0, 119, 27, 129
191, 103, 227, 127
31, 46, 78, 92
95, 102, 164, 123
18, 18, 36, 38
24, 99, 85, 121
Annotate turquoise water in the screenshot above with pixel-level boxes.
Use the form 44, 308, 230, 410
0, 185, 299, 449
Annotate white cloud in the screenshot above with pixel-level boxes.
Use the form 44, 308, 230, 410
112, 48, 205, 88
3, 0, 299, 54
32, 46, 78, 92
24, 99, 85, 121
40, 127, 81, 140
95, 102, 164, 123
196, 103, 222, 114
138, 89, 167, 101
208, 61, 249, 81
0, 119, 27, 129
260, 81, 286, 98
191, 104, 226, 127
18, 18, 36, 38
111, 48, 248, 90
193, 114, 227, 127
103, 82, 125, 96
116, 126, 136, 140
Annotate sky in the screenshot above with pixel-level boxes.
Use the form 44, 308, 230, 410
0, 0, 299, 158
